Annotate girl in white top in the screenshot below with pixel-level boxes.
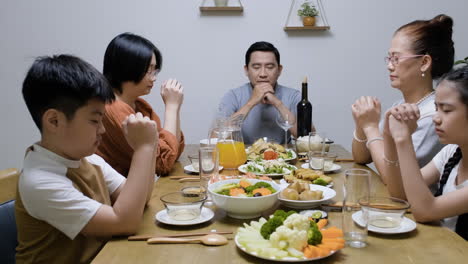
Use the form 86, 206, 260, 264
383, 65, 468, 240
351, 14, 454, 184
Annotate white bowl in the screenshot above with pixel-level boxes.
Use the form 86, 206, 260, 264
208, 179, 280, 219
278, 184, 336, 209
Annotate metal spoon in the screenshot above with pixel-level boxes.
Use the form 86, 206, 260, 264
147, 234, 228, 246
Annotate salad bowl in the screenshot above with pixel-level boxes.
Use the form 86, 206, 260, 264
208, 179, 280, 219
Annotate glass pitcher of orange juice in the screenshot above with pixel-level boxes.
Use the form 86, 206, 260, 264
213, 115, 247, 170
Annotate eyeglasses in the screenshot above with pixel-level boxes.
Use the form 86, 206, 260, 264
384, 54, 424, 66
146, 69, 160, 78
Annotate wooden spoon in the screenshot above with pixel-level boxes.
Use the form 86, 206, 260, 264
147, 234, 228, 246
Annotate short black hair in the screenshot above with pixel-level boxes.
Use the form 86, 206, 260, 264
245, 41, 280, 66
103, 33, 162, 93
22, 54, 115, 132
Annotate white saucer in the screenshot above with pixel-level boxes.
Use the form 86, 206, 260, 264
155, 207, 215, 226
184, 164, 224, 174
352, 210, 417, 234
301, 163, 341, 173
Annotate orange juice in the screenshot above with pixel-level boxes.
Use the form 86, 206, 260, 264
217, 140, 247, 169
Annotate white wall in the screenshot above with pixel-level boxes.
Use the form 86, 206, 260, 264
1, 0, 467, 169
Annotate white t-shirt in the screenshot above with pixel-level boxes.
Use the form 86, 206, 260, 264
432, 144, 468, 231
380, 93, 444, 168
19, 144, 126, 239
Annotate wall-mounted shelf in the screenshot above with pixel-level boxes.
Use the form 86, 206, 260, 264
200, 0, 243, 12
284, 0, 330, 31
284, 26, 330, 31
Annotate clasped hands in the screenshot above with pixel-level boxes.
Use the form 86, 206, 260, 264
250, 83, 281, 106
352, 96, 419, 142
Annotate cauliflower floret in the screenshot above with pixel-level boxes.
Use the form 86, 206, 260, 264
283, 213, 310, 231
269, 226, 308, 251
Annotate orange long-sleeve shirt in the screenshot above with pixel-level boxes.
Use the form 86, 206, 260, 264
97, 98, 184, 176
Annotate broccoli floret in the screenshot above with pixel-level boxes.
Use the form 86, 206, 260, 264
253, 182, 272, 189
310, 219, 318, 229
217, 189, 230, 196
273, 210, 297, 221
313, 178, 328, 186
244, 185, 256, 193
307, 226, 322, 245
260, 216, 284, 239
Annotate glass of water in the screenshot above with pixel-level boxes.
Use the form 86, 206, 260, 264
342, 169, 370, 248
199, 146, 219, 203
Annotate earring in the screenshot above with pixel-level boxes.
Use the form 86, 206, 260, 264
421, 71, 425, 77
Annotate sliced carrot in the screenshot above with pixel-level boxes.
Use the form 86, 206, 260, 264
239, 179, 251, 188
245, 172, 257, 179
317, 219, 328, 230
303, 246, 313, 258
322, 238, 345, 244
305, 246, 320, 259
320, 242, 344, 251
252, 187, 272, 196
258, 175, 272, 181
229, 188, 246, 197
320, 227, 344, 239
315, 245, 331, 257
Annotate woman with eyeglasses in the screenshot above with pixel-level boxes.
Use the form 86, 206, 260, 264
97, 32, 185, 176
351, 14, 454, 185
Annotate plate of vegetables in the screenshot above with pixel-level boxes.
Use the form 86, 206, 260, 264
235, 210, 344, 261
239, 160, 297, 177
246, 138, 297, 162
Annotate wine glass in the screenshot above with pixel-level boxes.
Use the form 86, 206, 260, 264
276, 113, 296, 149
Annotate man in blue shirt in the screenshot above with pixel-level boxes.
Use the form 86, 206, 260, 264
219, 41, 307, 144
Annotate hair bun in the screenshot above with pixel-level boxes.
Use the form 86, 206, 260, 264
431, 14, 453, 29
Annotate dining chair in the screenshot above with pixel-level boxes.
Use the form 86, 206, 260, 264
0, 168, 20, 264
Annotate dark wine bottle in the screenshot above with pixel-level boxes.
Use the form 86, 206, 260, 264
296, 77, 312, 137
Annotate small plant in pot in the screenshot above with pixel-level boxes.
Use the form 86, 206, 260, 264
297, 1, 319, 26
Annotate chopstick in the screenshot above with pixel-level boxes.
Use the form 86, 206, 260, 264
321, 202, 412, 213
170, 176, 195, 179
335, 158, 354, 162
179, 178, 200, 182
128, 231, 233, 241
297, 158, 354, 162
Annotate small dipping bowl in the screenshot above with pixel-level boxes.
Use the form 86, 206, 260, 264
188, 154, 200, 171
359, 196, 410, 228
323, 153, 338, 170
160, 192, 207, 221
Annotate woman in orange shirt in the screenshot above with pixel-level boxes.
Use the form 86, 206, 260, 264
97, 32, 184, 176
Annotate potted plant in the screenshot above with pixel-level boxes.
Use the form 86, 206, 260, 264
297, 1, 319, 26
214, 0, 228, 7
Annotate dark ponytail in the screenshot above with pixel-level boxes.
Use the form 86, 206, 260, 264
397, 14, 454, 79
435, 147, 467, 240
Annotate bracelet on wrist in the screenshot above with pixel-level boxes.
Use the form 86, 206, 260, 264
383, 156, 399, 166
365, 137, 383, 149
353, 130, 367, 143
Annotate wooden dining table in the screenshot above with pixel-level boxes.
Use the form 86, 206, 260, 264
92, 144, 468, 264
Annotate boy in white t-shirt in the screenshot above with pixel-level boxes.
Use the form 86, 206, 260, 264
16, 55, 158, 263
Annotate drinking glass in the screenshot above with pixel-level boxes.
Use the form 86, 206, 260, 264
309, 131, 327, 153
308, 151, 325, 171
199, 147, 219, 203
342, 169, 371, 248
276, 113, 296, 149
